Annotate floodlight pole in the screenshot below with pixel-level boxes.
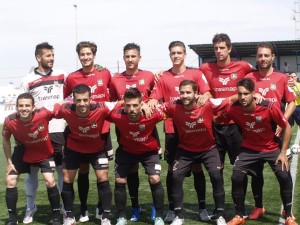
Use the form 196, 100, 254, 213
74, 4, 78, 69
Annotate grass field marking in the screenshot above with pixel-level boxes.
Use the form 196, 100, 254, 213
278, 127, 300, 225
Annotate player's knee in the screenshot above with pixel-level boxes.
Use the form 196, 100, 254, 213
276, 170, 292, 186
44, 175, 56, 188
149, 175, 160, 184
209, 170, 222, 184
115, 178, 127, 184
172, 173, 185, 184
79, 163, 90, 174
6, 175, 18, 188
96, 170, 109, 183
231, 170, 246, 184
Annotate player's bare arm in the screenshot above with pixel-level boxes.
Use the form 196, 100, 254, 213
276, 124, 292, 171
3, 137, 17, 175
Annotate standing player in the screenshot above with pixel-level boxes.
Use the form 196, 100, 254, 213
244, 42, 296, 219
148, 41, 212, 222
108, 88, 165, 225
64, 41, 112, 222
55, 84, 113, 225
162, 80, 233, 225
199, 33, 254, 218
21, 42, 67, 224
110, 42, 159, 221
3, 93, 61, 225
223, 78, 297, 225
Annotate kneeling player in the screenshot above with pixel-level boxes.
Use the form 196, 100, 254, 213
3, 93, 61, 225
224, 78, 297, 225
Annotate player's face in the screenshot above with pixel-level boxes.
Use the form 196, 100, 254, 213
79, 47, 95, 68
213, 42, 231, 62
256, 47, 275, 70
124, 98, 142, 120
179, 84, 196, 108
237, 86, 254, 107
37, 49, 54, 70
73, 92, 91, 117
288, 72, 298, 81
169, 46, 186, 66
16, 99, 35, 121
123, 49, 141, 71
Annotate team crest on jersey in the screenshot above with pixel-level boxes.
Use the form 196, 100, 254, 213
270, 84, 276, 90
91, 122, 97, 128
38, 124, 44, 131
197, 117, 204, 123
139, 79, 145, 85
256, 116, 262, 122
139, 124, 145, 130
231, 73, 237, 80
97, 79, 103, 86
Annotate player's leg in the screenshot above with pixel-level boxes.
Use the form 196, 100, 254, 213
39, 158, 61, 224
92, 150, 112, 225
114, 147, 134, 225
164, 133, 178, 222
141, 151, 164, 224
77, 163, 90, 220
201, 148, 225, 224
127, 163, 141, 222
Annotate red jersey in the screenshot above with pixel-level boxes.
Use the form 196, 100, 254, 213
150, 67, 210, 133
162, 98, 229, 152
107, 104, 164, 154
200, 61, 253, 98
223, 101, 288, 152
2, 108, 54, 163
245, 71, 296, 104
110, 70, 155, 102
54, 102, 110, 153
64, 68, 112, 133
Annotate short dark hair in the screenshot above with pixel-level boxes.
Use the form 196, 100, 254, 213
72, 84, 91, 98
76, 41, 97, 55
124, 88, 142, 101
123, 43, 140, 55
35, 42, 53, 57
256, 42, 274, 55
237, 78, 255, 92
168, 41, 186, 53
16, 93, 35, 106
212, 33, 232, 49
179, 80, 197, 92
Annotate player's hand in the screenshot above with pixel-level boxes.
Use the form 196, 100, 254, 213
141, 102, 152, 118
275, 126, 283, 137
6, 163, 17, 176
276, 152, 289, 171
154, 70, 165, 82
254, 93, 263, 104
196, 94, 208, 106
94, 64, 106, 71
147, 99, 158, 109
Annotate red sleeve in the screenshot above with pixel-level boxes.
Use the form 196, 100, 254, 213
63, 76, 73, 99
2, 118, 12, 139
196, 71, 211, 94
150, 79, 164, 101
109, 79, 118, 101
270, 103, 288, 128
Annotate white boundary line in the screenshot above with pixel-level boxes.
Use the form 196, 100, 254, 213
278, 128, 299, 225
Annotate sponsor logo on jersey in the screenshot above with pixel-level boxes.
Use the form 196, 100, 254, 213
139, 125, 145, 131
246, 121, 256, 129
175, 86, 179, 93
78, 126, 90, 133
258, 87, 269, 96
197, 116, 204, 123
90, 85, 97, 93
28, 130, 39, 139
91, 122, 97, 128
270, 84, 276, 90
97, 79, 103, 86
256, 116, 262, 122
38, 124, 44, 131
139, 79, 145, 85
231, 73, 237, 80
185, 121, 197, 128
219, 77, 230, 85
129, 131, 140, 137
126, 84, 137, 89
44, 86, 54, 93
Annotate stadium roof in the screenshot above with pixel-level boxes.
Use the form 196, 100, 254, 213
189, 40, 300, 59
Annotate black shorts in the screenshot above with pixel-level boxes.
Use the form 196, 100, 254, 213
63, 147, 109, 170
173, 147, 222, 176
31, 157, 56, 173
10, 145, 30, 175
50, 132, 65, 166
164, 133, 179, 164
213, 123, 242, 165
115, 147, 161, 178
234, 147, 286, 176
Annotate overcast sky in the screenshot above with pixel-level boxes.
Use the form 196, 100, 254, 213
0, 0, 297, 86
